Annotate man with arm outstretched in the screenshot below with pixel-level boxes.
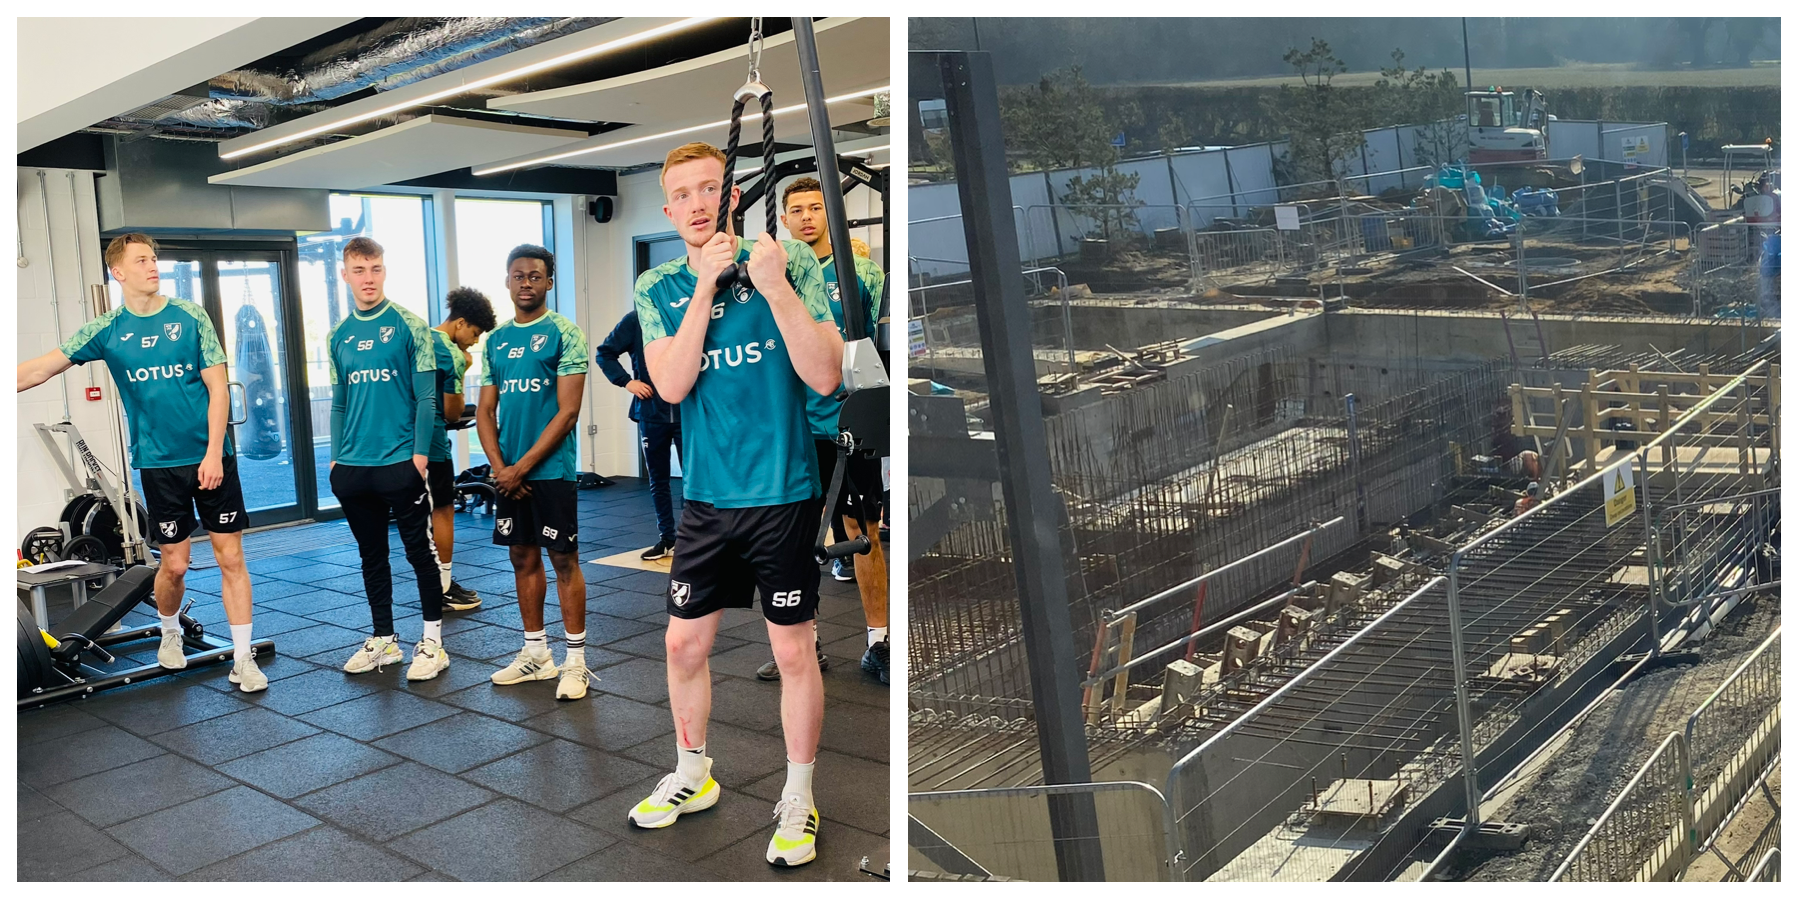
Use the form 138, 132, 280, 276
17, 234, 266, 691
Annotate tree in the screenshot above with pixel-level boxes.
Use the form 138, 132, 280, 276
1000, 66, 1144, 247
1374, 49, 1465, 169
1001, 66, 1117, 172
1270, 39, 1367, 185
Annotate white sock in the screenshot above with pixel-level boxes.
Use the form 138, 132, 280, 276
159, 614, 180, 636
422, 619, 442, 644
677, 742, 710, 787
229, 623, 253, 662
524, 629, 549, 655
438, 561, 453, 592
564, 630, 586, 665
782, 758, 816, 811
868, 626, 888, 647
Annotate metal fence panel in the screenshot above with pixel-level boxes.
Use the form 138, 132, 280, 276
1552, 731, 1693, 881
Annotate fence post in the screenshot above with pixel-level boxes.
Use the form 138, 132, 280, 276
1638, 450, 1662, 657
1345, 393, 1367, 532
1446, 552, 1485, 831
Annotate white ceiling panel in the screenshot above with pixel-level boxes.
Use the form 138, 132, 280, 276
488, 17, 887, 131
206, 115, 591, 190
474, 92, 881, 173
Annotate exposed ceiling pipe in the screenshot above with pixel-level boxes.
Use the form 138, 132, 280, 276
207, 17, 609, 107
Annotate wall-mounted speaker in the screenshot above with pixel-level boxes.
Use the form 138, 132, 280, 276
588, 196, 614, 224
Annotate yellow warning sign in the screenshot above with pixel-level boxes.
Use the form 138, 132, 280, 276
1603, 460, 1636, 527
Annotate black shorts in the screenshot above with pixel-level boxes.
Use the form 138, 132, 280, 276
494, 479, 579, 553
141, 456, 249, 545
427, 459, 455, 510
814, 438, 883, 523
667, 498, 819, 626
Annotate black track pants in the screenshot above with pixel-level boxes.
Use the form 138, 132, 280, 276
330, 460, 444, 636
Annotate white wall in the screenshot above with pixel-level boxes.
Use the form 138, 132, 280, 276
16, 167, 126, 539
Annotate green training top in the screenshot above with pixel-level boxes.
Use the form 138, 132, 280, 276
804, 254, 886, 438
327, 299, 436, 467
479, 310, 588, 482
428, 329, 468, 463
635, 236, 833, 508
59, 297, 232, 470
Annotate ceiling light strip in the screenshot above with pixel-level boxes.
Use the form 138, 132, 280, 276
221, 17, 719, 161
472, 85, 888, 175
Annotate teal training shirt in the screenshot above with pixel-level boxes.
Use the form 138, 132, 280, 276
327, 299, 436, 467
58, 297, 232, 469
428, 329, 468, 463
634, 236, 833, 508
480, 310, 588, 482
805, 254, 886, 438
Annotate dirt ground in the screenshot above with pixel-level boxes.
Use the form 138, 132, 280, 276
1455, 597, 1778, 881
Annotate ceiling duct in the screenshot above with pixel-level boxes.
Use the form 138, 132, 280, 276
207, 17, 609, 107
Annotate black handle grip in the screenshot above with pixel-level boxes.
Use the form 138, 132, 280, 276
815, 534, 871, 563
713, 263, 754, 293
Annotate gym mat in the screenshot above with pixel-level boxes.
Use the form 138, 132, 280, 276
588, 547, 674, 574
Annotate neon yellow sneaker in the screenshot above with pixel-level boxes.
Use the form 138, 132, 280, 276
628, 772, 719, 828
766, 798, 819, 866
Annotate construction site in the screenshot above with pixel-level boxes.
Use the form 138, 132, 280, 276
907, 49, 1780, 883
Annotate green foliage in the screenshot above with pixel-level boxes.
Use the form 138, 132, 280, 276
1373, 49, 1465, 169
1000, 66, 1141, 171
1062, 166, 1143, 243
997, 66, 1146, 245
1269, 39, 1368, 184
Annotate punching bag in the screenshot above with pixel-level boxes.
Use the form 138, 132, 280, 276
234, 304, 285, 461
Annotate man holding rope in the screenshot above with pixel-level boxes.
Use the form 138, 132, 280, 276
627, 140, 842, 868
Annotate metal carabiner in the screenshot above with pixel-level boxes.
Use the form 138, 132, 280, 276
746, 17, 765, 84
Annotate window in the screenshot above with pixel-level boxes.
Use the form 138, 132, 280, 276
297, 193, 434, 509
453, 197, 552, 468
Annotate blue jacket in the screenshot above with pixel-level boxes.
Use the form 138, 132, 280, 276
595, 310, 676, 425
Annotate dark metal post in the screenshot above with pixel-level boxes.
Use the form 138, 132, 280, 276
929, 49, 1106, 881
792, 17, 868, 341
1462, 19, 1473, 91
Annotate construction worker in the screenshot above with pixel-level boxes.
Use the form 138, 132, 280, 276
1515, 482, 1542, 516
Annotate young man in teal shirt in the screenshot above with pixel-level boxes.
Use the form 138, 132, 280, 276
17, 234, 266, 691
769, 176, 891, 685
326, 237, 450, 680
429, 286, 497, 612
626, 142, 844, 867
475, 244, 592, 701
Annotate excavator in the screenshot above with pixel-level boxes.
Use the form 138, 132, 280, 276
1466, 87, 1549, 163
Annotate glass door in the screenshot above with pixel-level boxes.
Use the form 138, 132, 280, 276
215, 255, 306, 521
119, 243, 322, 527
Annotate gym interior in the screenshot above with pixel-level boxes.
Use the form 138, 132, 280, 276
16, 17, 890, 881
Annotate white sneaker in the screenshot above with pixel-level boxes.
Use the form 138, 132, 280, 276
628, 772, 720, 828
157, 631, 188, 669
766, 797, 819, 866
407, 639, 450, 681
228, 656, 269, 692
343, 636, 403, 674
555, 658, 593, 700
491, 646, 557, 685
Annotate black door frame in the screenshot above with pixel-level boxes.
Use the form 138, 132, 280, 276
150, 239, 331, 527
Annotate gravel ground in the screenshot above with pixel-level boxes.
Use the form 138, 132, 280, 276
1456, 597, 1779, 881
